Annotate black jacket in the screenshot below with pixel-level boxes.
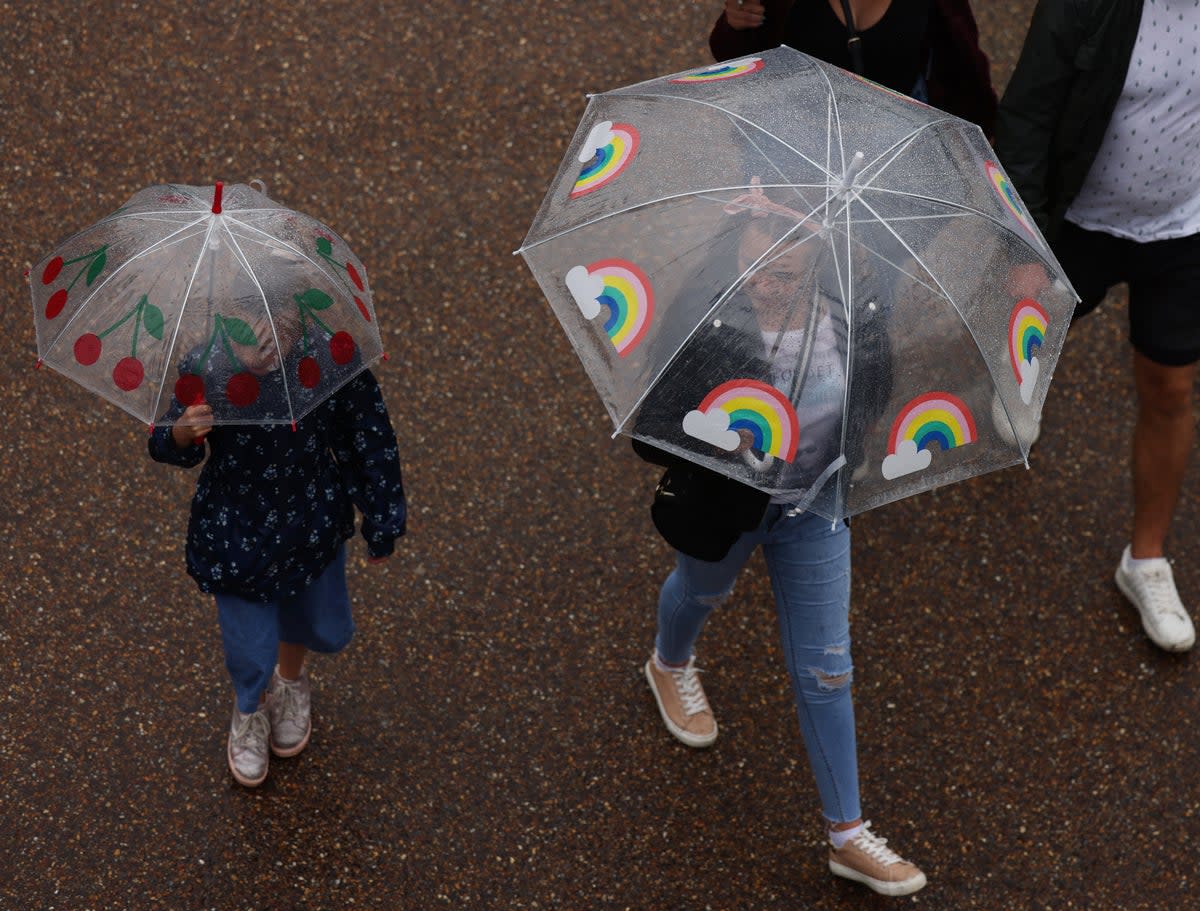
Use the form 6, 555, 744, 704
993, 0, 1143, 244
632, 258, 893, 557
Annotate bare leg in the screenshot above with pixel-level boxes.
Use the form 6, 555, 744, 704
277, 641, 307, 681
1130, 352, 1196, 559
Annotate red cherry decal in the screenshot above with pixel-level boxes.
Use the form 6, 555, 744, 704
355, 297, 371, 322
174, 373, 206, 406
42, 257, 64, 285
346, 262, 365, 292
74, 334, 102, 365
298, 356, 321, 388
113, 357, 144, 391
45, 289, 68, 319
227, 372, 260, 407
330, 331, 355, 365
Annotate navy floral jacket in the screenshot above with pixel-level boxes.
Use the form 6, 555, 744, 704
149, 369, 407, 602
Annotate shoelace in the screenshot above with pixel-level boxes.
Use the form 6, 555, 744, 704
1135, 566, 1188, 620
848, 823, 905, 867
232, 711, 269, 748
671, 664, 710, 716
273, 678, 305, 725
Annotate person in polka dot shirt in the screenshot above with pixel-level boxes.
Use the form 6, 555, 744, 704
996, 0, 1200, 652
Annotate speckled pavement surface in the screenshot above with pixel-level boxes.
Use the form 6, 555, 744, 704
2, 2, 1197, 909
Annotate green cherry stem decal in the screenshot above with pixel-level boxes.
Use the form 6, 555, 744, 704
42, 244, 110, 319
174, 314, 262, 408
294, 289, 356, 389
315, 236, 372, 322
73, 294, 164, 392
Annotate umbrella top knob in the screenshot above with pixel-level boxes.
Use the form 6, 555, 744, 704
212, 181, 224, 215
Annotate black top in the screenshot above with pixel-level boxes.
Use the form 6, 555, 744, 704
785, 0, 931, 94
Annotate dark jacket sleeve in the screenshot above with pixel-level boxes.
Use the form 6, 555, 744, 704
147, 396, 207, 468
994, 0, 1140, 242
329, 370, 407, 559
926, 0, 997, 134
709, 0, 793, 60
993, 0, 1086, 236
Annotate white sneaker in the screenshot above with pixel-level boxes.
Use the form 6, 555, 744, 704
991, 391, 1041, 448
267, 666, 312, 758
1115, 546, 1196, 652
227, 706, 270, 787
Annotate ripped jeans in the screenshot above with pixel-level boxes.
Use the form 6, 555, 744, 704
656, 505, 859, 824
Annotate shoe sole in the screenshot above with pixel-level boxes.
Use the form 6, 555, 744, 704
829, 860, 927, 896
270, 724, 311, 758
643, 660, 718, 748
227, 742, 268, 787
1114, 569, 1197, 652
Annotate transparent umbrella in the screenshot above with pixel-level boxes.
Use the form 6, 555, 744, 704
517, 46, 1078, 521
31, 181, 382, 429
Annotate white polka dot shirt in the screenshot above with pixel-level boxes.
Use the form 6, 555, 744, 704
1066, 0, 1200, 240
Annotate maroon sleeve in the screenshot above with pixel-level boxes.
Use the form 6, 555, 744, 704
925, 0, 998, 135
709, 0, 795, 61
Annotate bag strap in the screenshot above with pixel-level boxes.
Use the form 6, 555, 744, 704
838, 0, 865, 74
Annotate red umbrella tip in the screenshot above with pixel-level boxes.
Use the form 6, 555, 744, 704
382, 352, 390, 361
290, 421, 297, 433
34, 358, 42, 369
212, 181, 224, 214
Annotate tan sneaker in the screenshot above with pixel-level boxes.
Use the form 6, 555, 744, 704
643, 655, 718, 748
829, 822, 926, 896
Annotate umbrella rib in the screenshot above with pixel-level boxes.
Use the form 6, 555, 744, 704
39, 215, 210, 367
223, 215, 343, 282
148, 217, 226, 425
597, 90, 840, 178
853, 185, 1058, 265
223, 223, 301, 428
611, 210, 828, 440
853, 192, 1031, 464
516, 182, 834, 254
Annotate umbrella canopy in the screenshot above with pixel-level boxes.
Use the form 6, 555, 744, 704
31, 181, 382, 428
518, 46, 1079, 521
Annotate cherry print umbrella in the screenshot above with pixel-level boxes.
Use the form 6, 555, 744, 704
518, 46, 1079, 521
31, 181, 382, 428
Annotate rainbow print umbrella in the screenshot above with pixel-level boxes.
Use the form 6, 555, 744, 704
517, 46, 1078, 521
30, 181, 382, 429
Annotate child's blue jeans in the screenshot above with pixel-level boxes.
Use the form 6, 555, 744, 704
215, 545, 354, 714
656, 506, 860, 824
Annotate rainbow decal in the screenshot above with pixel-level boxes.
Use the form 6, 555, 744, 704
565, 259, 655, 356
682, 379, 799, 462
571, 121, 640, 198
1009, 298, 1048, 403
986, 161, 1038, 240
882, 392, 976, 479
669, 58, 764, 83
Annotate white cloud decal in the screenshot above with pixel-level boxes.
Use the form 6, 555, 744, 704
683, 408, 741, 452
882, 438, 932, 480
1019, 356, 1040, 405
578, 121, 615, 163
565, 265, 605, 320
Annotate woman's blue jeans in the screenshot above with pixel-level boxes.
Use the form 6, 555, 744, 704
656, 505, 860, 824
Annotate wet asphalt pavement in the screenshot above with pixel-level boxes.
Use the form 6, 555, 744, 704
2, 2, 1198, 909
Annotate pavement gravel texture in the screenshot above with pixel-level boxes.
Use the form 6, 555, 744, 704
2, 2, 1197, 909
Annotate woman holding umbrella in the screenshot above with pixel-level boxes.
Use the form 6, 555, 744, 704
635, 188, 923, 896
710, 0, 997, 135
